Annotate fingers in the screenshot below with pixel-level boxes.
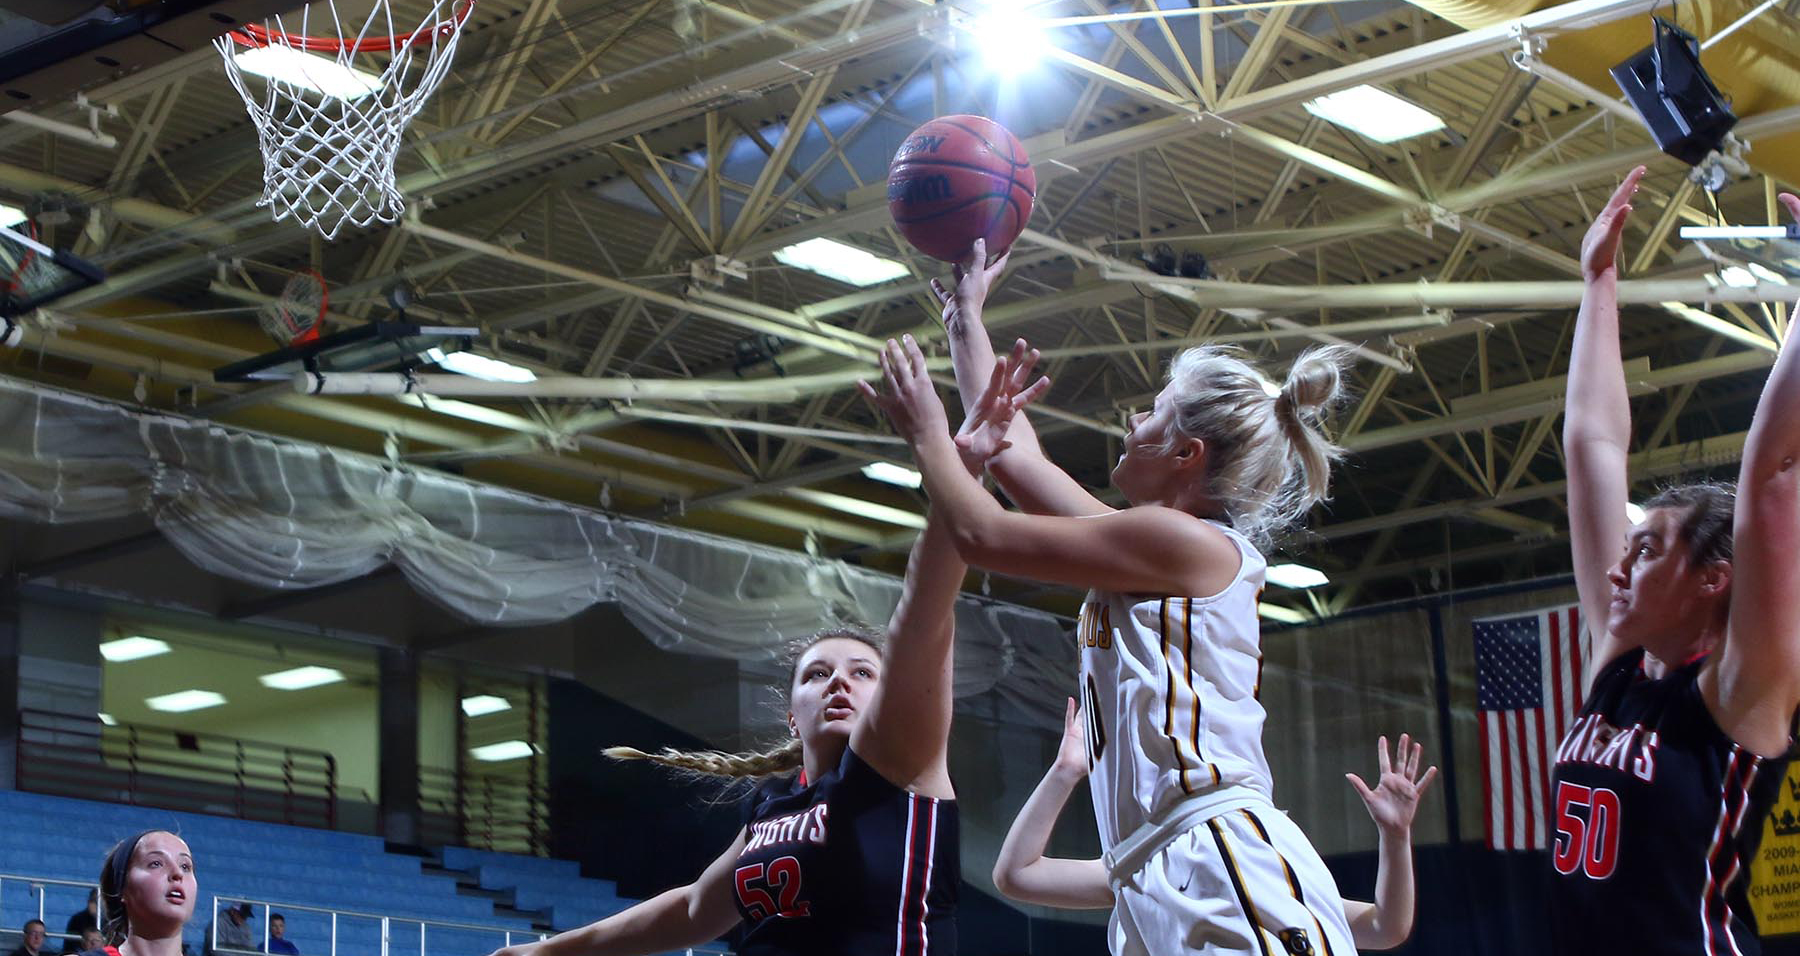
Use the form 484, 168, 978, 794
967, 238, 986, 275
1064, 696, 1078, 732
1608, 166, 1646, 212
902, 333, 928, 377
930, 277, 951, 306
1781, 192, 1800, 223
1345, 772, 1374, 801
1376, 734, 1391, 775
1010, 375, 1052, 412
1417, 765, 1440, 796
1400, 732, 1416, 778
987, 243, 1012, 277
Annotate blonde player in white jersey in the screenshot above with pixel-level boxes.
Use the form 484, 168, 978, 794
860, 239, 1356, 956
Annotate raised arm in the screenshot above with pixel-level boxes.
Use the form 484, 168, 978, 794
1342, 734, 1437, 951
1707, 190, 1800, 757
868, 335, 1238, 596
991, 698, 1114, 909
488, 830, 746, 956
1565, 166, 1646, 686
850, 506, 963, 797
934, 239, 1111, 517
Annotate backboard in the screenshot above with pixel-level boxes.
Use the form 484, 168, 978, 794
0, 1, 294, 109
0, 222, 104, 318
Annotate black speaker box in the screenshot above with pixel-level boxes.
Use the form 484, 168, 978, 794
1609, 18, 1738, 167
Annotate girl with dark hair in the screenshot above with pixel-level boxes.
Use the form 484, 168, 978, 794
1554, 168, 1800, 955
868, 239, 1357, 956
489, 417, 1021, 956
90, 831, 194, 956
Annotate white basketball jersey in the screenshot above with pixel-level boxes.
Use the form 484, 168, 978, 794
1077, 520, 1273, 853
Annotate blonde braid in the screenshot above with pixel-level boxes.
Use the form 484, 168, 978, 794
604, 738, 804, 780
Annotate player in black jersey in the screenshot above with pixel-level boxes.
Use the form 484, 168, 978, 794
1557, 168, 1800, 956
482, 338, 1042, 956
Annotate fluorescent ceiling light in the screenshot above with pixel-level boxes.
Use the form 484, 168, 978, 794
470, 740, 536, 762
969, 0, 1051, 76
1265, 563, 1329, 589
97, 713, 116, 727
1720, 266, 1757, 288
1303, 86, 1445, 143
1258, 603, 1309, 625
1625, 502, 1647, 525
1680, 225, 1789, 240
258, 665, 345, 691
100, 636, 171, 662
0, 204, 25, 228
862, 461, 923, 489
232, 46, 381, 100
461, 694, 512, 718
1749, 262, 1789, 285
774, 238, 909, 287
145, 690, 226, 713
429, 349, 538, 383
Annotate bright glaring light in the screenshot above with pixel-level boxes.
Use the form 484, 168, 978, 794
434, 350, 538, 383
144, 690, 227, 713
1749, 263, 1789, 285
232, 46, 382, 99
258, 665, 345, 691
1625, 502, 1647, 524
0, 205, 25, 228
97, 713, 117, 727
461, 695, 512, 717
862, 462, 923, 489
1260, 378, 1281, 399
1258, 603, 1309, 624
1265, 563, 1330, 589
1720, 266, 1758, 288
1303, 86, 1445, 143
774, 238, 909, 287
100, 636, 171, 662
970, 0, 1050, 76
470, 740, 536, 762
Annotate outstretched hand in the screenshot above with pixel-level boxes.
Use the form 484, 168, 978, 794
858, 334, 951, 447
953, 338, 1050, 473
930, 238, 1012, 337
1051, 696, 1089, 780
1580, 166, 1646, 282
1347, 733, 1438, 837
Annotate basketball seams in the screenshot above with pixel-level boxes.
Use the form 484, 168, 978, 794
887, 115, 1035, 262
929, 117, 1032, 170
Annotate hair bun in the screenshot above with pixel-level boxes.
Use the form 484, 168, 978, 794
1279, 346, 1351, 419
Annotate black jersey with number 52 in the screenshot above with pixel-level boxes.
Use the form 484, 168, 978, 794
1549, 648, 1793, 956
733, 747, 958, 956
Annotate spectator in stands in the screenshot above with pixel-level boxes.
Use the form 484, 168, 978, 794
204, 905, 253, 956
78, 931, 101, 953
11, 920, 47, 956
263, 916, 296, 956
98, 830, 196, 956
64, 890, 98, 954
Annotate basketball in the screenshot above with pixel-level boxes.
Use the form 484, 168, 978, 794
887, 115, 1037, 263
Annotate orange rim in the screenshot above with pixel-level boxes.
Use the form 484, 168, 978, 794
227, 0, 474, 55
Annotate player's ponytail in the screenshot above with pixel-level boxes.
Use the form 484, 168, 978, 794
604, 739, 805, 780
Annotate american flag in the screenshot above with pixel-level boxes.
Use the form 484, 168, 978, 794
1472, 605, 1586, 851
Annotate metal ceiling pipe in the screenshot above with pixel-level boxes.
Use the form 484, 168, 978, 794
293, 370, 880, 402
1097, 270, 1798, 309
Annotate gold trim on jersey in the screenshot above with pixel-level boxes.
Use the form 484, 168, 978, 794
1208, 818, 1279, 956
1161, 597, 1222, 793
1240, 809, 1336, 956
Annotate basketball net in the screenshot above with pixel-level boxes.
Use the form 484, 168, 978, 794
215, 1, 475, 240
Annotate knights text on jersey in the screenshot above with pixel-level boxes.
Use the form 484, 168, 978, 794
1549, 648, 1793, 956
733, 746, 958, 956
1076, 520, 1274, 853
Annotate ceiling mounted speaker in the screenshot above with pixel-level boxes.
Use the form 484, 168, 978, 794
1609, 17, 1738, 168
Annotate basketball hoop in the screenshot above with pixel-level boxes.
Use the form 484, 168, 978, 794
215, 1, 476, 240
256, 269, 330, 346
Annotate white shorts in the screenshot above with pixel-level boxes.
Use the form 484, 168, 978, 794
1109, 805, 1356, 956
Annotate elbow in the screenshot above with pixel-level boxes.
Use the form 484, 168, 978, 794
1370, 916, 1414, 951
990, 865, 1018, 900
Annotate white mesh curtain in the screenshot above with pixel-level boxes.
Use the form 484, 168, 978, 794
0, 378, 1075, 723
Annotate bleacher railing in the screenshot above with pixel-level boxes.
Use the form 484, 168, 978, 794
16, 710, 337, 830
0, 873, 96, 951
210, 898, 546, 956
418, 767, 544, 858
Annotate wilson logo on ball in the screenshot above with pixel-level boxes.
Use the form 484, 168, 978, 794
887, 114, 1036, 263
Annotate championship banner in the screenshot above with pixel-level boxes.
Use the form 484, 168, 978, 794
1750, 762, 1800, 935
